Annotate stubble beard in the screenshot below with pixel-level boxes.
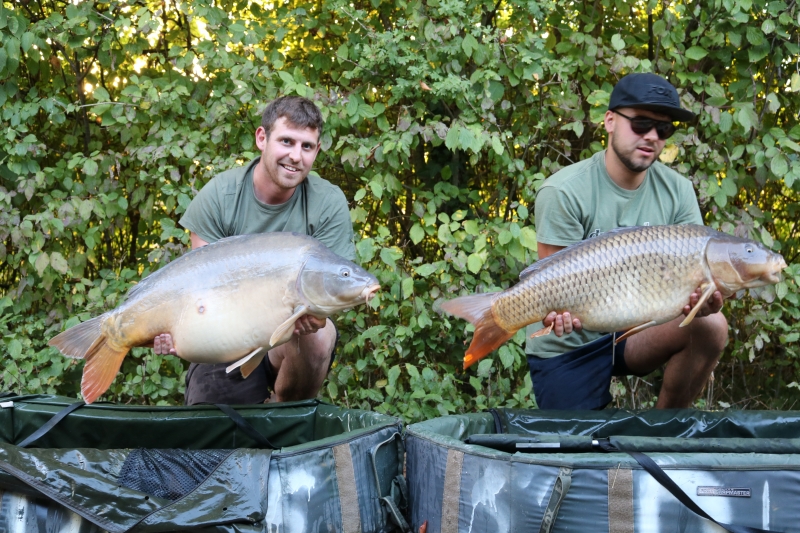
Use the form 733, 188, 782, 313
611, 134, 660, 173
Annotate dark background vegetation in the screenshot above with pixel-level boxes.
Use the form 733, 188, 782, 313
1, 0, 799, 421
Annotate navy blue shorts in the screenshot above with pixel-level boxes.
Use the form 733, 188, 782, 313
527, 333, 632, 411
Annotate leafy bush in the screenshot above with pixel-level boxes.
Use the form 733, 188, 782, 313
1, 0, 799, 420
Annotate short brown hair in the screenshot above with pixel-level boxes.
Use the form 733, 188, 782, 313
261, 96, 324, 138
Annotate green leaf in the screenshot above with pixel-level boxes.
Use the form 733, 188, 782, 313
445, 122, 460, 150
35, 252, 49, 276
409, 224, 425, 244
8, 339, 22, 358
21, 32, 34, 52
476, 358, 493, 377
498, 346, 515, 369
414, 263, 438, 278
520, 227, 537, 250
462, 220, 479, 236
387, 365, 401, 386
356, 238, 375, 262
93, 86, 110, 102
610, 34, 625, 51
467, 253, 483, 274
491, 135, 504, 155
380, 247, 403, 268
736, 106, 758, 133
50, 252, 69, 275
82, 159, 98, 176
685, 46, 708, 60
402, 277, 414, 298
462, 34, 479, 57
771, 154, 789, 177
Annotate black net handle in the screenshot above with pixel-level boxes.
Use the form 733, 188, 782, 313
17, 401, 85, 448
214, 404, 276, 449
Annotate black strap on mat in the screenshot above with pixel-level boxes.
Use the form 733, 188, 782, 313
624, 448, 775, 533
214, 404, 275, 448
17, 401, 85, 448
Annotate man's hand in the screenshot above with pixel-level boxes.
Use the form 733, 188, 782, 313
293, 315, 327, 336
682, 286, 724, 318
543, 311, 582, 337
154, 333, 177, 355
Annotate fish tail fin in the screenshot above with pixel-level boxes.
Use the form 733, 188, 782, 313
48, 315, 129, 404
441, 294, 518, 369
48, 315, 106, 359
80, 338, 129, 404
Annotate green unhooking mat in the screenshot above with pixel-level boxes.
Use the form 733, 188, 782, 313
406, 408, 800, 533
0, 394, 408, 533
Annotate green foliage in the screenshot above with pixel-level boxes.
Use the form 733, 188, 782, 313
1, 0, 799, 419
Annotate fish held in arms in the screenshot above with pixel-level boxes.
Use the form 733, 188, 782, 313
49, 233, 381, 403
441, 224, 787, 369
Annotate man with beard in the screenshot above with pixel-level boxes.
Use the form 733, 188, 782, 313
526, 73, 728, 410
151, 96, 356, 405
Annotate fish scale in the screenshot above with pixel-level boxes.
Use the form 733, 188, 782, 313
441, 224, 787, 369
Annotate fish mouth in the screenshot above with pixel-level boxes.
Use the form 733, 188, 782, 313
363, 284, 381, 305
763, 256, 789, 283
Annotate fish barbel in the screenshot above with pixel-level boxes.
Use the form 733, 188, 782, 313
441, 224, 787, 369
49, 232, 380, 403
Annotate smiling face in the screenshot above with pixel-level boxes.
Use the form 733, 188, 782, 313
253, 116, 321, 205
605, 107, 670, 174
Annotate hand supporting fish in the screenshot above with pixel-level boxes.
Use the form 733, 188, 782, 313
441, 225, 787, 369
543, 285, 724, 337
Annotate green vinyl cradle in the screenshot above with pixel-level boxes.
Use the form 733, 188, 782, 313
405, 408, 800, 533
0, 394, 408, 533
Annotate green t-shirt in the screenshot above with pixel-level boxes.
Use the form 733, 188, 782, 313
179, 158, 356, 261
526, 150, 703, 358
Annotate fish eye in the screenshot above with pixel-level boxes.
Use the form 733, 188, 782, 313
340, 268, 351, 278
746, 247, 753, 253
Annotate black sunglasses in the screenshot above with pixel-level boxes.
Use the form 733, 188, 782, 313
613, 110, 677, 140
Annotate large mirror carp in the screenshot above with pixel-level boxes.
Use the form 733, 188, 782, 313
49, 232, 380, 403
441, 224, 787, 369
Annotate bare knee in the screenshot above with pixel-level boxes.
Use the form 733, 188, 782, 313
690, 311, 728, 358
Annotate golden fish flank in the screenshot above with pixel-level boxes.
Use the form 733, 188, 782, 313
441, 224, 787, 369
49, 232, 380, 404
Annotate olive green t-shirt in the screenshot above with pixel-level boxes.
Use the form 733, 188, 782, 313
526, 150, 703, 358
179, 158, 356, 261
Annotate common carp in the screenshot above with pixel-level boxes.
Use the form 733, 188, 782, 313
49, 233, 380, 403
441, 224, 787, 369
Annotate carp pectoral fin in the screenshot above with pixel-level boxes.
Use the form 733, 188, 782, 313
679, 283, 716, 327
529, 323, 554, 339
81, 337, 130, 404
226, 347, 264, 378
614, 321, 658, 344
270, 306, 308, 347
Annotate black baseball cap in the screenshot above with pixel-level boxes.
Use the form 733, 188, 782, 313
608, 73, 695, 122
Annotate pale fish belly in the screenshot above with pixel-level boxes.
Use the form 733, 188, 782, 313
169, 284, 294, 363
494, 227, 712, 333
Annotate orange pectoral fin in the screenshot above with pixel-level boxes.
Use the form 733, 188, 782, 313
614, 321, 658, 344
81, 338, 130, 404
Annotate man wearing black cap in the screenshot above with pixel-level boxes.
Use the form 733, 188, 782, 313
525, 72, 728, 410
